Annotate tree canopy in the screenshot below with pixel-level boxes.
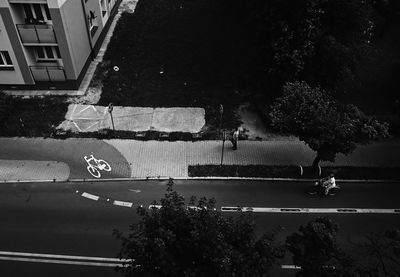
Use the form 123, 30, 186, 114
286, 217, 355, 277
354, 230, 400, 276
113, 179, 285, 277
269, 81, 389, 167
243, 0, 375, 93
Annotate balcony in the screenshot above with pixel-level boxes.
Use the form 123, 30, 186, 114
17, 24, 57, 45
30, 66, 66, 82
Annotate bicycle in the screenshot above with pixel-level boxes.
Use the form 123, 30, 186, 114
84, 154, 111, 178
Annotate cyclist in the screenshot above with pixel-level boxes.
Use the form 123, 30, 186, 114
321, 173, 336, 195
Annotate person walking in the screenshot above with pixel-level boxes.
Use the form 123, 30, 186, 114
231, 128, 239, 150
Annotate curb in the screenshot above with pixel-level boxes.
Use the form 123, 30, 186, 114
1, 176, 399, 184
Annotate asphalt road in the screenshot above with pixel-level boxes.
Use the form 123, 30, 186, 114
0, 138, 131, 179
0, 179, 399, 276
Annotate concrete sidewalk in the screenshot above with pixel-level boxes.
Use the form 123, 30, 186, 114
0, 138, 399, 181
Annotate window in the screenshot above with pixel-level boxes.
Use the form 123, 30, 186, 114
44, 5, 51, 20
88, 10, 98, 36
35, 46, 61, 62
23, 4, 51, 23
101, 0, 107, 17
0, 51, 14, 70
33, 4, 44, 21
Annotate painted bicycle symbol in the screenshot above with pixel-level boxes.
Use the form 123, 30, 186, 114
84, 154, 111, 178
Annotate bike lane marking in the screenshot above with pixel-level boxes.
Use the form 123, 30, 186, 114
83, 154, 112, 178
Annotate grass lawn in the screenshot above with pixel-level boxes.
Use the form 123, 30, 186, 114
0, 93, 68, 137
95, 0, 265, 133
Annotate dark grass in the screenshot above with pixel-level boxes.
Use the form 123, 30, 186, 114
347, 22, 400, 115
95, 0, 265, 131
188, 165, 400, 180
0, 93, 68, 137
93, 0, 400, 139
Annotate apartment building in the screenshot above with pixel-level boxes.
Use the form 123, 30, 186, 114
0, 0, 121, 89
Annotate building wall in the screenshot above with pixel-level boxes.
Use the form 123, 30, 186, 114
51, 0, 91, 79
0, 11, 24, 84
0, 0, 120, 87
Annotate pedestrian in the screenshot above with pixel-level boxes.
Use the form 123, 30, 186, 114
231, 127, 239, 150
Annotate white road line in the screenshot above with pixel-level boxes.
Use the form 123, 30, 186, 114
281, 264, 336, 270
0, 257, 128, 267
281, 265, 301, 270
0, 251, 133, 267
113, 200, 133, 208
81, 192, 99, 201
149, 204, 162, 209
0, 251, 130, 262
221, 207, 400, 214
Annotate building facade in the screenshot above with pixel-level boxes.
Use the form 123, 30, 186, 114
0, 0, 121, 89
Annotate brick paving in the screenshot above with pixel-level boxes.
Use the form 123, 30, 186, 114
0, 137, 399, 181
105, 138, 400, 178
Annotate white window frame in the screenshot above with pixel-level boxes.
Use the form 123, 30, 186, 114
35, 46, 60, 62
0, 51, 13, 68
25, 4, 52, 23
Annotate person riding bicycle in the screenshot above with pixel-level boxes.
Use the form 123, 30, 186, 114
321, 173, 336, 195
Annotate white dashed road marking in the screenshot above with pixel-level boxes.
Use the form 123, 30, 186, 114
81, 192, 100, 201
75, 190, 399, 214
221, 207, 400, 214
281, 265, 301, 270
113, 200, 133, 208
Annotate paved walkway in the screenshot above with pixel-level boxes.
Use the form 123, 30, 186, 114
1, 137, 398, 181
105, 139, 400, 178
0, 160, 69, 181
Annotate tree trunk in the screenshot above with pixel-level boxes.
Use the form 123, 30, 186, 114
312, 153, 321, 173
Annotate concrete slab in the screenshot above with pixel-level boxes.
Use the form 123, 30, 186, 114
58, 104, 205, 133
152, 108, 205, 133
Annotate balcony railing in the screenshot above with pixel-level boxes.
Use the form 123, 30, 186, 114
30, 66, 66, 82
17, 24, 57, 44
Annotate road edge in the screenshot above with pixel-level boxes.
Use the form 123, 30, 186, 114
1, 176, 399, 184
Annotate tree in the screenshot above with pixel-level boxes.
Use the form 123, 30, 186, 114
269, 81, 389, 169
113, 178, 285, 277
354, 230, 400, 276
243, 0, 374, 93
286, 217, 355, 277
